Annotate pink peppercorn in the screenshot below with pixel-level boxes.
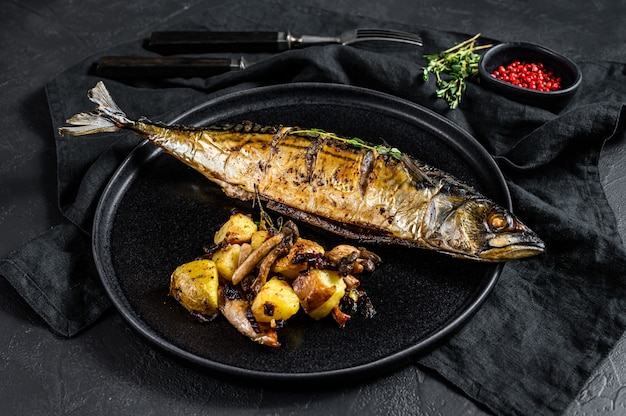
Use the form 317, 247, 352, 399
491, 61, 562, 92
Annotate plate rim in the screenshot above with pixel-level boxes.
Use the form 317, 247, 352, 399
92, 82, 508, 383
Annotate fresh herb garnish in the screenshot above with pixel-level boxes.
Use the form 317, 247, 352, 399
290, 128, 403, 160
252, 185, 282, 232
422, 33, 492, 109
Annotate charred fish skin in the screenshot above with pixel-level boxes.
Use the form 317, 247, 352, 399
59, 82, 545, 262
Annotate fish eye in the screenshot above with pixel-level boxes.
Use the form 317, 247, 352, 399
487, 210, 513, 231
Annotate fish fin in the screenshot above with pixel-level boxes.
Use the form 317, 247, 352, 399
266, 200, 422, 248
58, 81, 132, 136
59, 111, 120, 135
400, 152, 435, 186
378, 139, 434, 186
87, 81, 127, 119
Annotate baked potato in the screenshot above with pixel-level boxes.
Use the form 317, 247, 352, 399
271, 238, 325, 279
251, 277, 300, 323
211, 243, 241, 281
213, 213, 258, 245
250, 229, 271, 250
169, 259, 219, 317
292, 269, 347, 320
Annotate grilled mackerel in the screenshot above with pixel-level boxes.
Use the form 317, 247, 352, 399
60, 82, 544, 261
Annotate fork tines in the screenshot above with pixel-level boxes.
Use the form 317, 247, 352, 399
354, 28, 423, 46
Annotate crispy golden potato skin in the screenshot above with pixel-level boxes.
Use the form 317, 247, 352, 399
271, 238, 325, 279
251, 277, 300, 323
250, 230, 270, 250
213, 213, 257, 245
292, 269, 347, 320
169, 259, 220, 317
212, 243, 241, 282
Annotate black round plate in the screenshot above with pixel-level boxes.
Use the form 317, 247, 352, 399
93, 83, 509, 385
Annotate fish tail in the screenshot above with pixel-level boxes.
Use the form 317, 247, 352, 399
58, 81, 133, 136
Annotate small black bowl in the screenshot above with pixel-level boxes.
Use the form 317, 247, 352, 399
478, 42, 582, 112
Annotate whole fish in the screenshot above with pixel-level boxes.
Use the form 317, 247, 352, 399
60, 82, 544, 261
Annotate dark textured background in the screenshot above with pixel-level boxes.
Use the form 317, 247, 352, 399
1, 0, 625, 414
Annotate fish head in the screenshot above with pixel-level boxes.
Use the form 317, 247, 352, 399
425, 197, 545, 261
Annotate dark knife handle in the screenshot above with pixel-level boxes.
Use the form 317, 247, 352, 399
95, 56, 244, 78
147, 31, 291, 54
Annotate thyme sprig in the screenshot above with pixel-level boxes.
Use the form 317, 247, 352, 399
290, 128, 403, 160
422, 33, 492, 109
252, 185, 282, 232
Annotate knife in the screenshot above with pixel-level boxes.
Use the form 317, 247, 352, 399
146, 28, 423, 54
148, 31, 293, 54
95, 56, 247, 78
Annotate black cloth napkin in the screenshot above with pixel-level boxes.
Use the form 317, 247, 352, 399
2, 1, 626, 415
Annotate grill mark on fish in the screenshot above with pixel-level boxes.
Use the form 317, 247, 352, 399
304, 136, 326, 183
268, 126, 291, 162
359, 150, 375, 195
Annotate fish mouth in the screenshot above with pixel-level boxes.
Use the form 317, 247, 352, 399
480, 232, 546, 261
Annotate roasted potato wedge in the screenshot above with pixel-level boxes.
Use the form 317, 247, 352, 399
169, 259, 219, 317
213, 213, 258, 245
250, 230, 271, 251
211, 243, 241, 281
292, 269, 347, 320
271, 238, 325, 279
251, 277, 300, 323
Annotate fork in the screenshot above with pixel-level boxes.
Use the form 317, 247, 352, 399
148, 28, 422, 54
292, 28, 423, 48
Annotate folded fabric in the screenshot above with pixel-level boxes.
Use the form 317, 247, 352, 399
2, 1, 626, 416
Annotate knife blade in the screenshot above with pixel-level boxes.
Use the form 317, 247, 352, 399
95, 56, 247, 78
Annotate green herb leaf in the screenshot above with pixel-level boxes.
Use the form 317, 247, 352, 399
421, 34, 492, 109
289, 129, 403, 160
